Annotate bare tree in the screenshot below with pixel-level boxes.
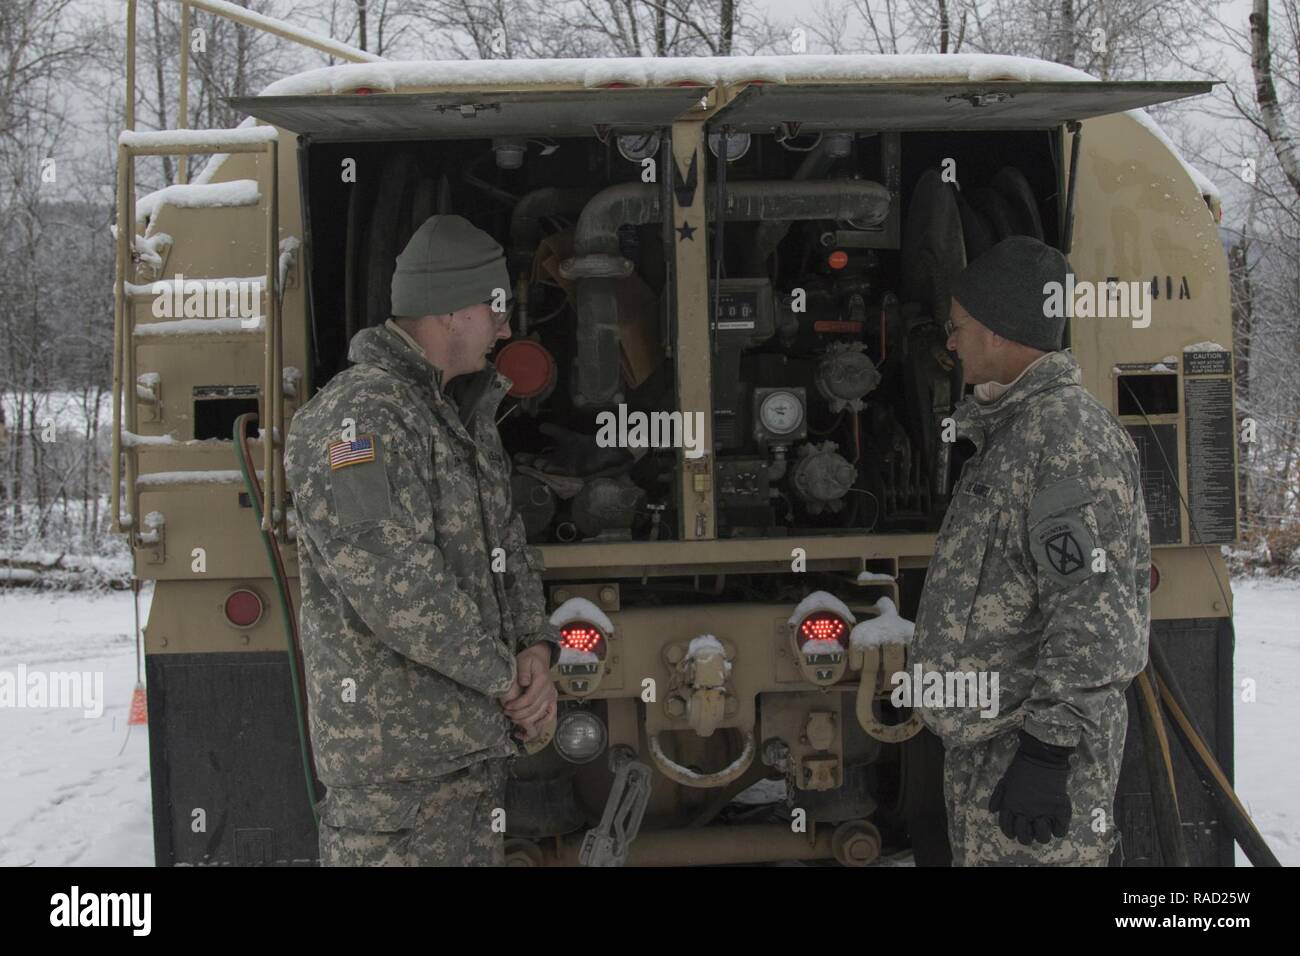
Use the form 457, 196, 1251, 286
1251, 0, 1300, 198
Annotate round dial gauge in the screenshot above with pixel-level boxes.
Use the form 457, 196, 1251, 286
759, 390, 804, 435
707, 130, 751, 162
616, 131, 662, 163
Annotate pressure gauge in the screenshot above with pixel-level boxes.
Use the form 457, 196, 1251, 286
616, 131, 661, 163
761, 391, 803, 433
754, 387, 807, 443
707, 130, 751, 162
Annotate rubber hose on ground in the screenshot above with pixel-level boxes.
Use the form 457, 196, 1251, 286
1149, 640, 1280, 867
1132, 665, 1188, 865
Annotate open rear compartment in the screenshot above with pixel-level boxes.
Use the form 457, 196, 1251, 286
300, 125, 1062, 547
264, 69, 1226, 863
295, 127, 1064, 863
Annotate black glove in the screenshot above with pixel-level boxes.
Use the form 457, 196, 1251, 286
988, 730, 1074, 845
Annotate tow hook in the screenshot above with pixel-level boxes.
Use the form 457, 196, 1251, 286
664, 636, 734, 737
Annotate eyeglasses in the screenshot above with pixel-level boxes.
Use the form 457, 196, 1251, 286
485, 299, 514, 330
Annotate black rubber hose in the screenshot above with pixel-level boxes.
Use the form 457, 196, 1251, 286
1149, 640, 1280, 867
1131, 665, 1188, 865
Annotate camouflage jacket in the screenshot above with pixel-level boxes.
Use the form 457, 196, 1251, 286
285, 323, 560, 802
911, 350, 1151, 749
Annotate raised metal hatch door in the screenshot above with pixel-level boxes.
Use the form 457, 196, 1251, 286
710, 80, 1212, 132
229, 87, 710, 141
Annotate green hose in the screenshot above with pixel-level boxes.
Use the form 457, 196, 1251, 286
234, 413, 319, 827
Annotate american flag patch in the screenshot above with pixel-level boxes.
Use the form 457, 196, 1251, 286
328, 435, 376, 470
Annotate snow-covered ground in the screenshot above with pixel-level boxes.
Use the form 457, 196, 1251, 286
0, 584, 155, 866
0, 579, 1295, 866
1230, 579, 1299, 866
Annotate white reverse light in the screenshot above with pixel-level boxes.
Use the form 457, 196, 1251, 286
554, 711, 607, 764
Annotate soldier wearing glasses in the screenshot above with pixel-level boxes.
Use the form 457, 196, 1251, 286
912, 236, 1151, 866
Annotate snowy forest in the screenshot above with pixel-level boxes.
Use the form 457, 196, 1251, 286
1, 0, 1297, 582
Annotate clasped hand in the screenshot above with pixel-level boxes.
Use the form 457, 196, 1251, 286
498, 643, 558, 742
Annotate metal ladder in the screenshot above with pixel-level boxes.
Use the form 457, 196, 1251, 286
110, 126, 285, 542
112, 0, 378, 547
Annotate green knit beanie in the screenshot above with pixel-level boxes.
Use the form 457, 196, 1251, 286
391, 215, 511, 317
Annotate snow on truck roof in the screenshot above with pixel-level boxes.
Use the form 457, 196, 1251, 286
258, 52, 1153, 96
251, 53, 1218, 204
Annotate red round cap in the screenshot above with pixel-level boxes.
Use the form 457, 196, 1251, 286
224, 589, 263, 628
496, 339, 555, 398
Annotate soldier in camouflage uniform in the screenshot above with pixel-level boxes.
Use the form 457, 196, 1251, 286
912, 237, 1151, 866
285, 215, 561, 866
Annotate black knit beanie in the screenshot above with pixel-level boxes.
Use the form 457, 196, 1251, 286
949, 235, 1069, 351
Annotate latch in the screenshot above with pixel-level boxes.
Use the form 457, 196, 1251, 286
948, 90, 1014, 107
433, 102, 502, 119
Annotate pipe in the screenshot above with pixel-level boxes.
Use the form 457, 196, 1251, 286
178, 1, 189, 183
163, 0, 379, 63
126, 0, 136, 131
571, 179, 891, 406
1061, 120, 1082, 254
508, 186, 599, 258
749, 137, 843, 272
110, 144, 129, 532
548, 823, 837, 866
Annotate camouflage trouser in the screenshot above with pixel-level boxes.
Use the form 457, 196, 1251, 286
318, 758, 508, 867
942, 721, 1126, 866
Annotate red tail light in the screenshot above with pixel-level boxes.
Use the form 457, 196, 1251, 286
797, 612, 849, 650
224, 588, 264, 628
560, 622, 607, 659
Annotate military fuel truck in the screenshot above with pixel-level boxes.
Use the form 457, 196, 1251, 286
113, 6, 1241, 867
